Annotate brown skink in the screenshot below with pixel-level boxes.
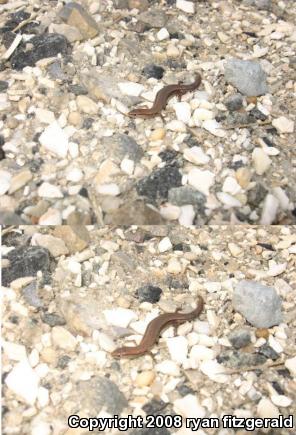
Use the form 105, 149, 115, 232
127, 73, 202, 118
111, 295, 204, 358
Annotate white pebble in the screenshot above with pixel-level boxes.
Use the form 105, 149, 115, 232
166, 336, 188, 363
97, 332, 116, 352
155, 360, 180, 376
187, 168, 215, 195
37, 386, 49, 407
96, 183, 120, 196
193, 108, 214, 121
257, 398, 279, 418
167, 258, 182, 274
272, 116, 294, 133
222, 176, 241, 195
104, 308, 137, 328
66, 167, 83, 182
51, 327, 77, 351
0, 170, 12, 195
5, 359, 39, 405
178, 204, 195, 226
202, 119, 226, 137
174, 102, 192, 123
34, 108, 55, 124
38, 182, 63, 198
271, 395, 292, 407
183, 146, 210, 165
252, 148, 271, 175
174, 394, 205, 418
160, 204, 181, 220
260, 194, 279, 224
272, 187, 290, 210
189, 344, 215, 363
2, 341, 27, 361
166, 120, 187, 132
285, 356, 296, 376
200, 360, 229, 383
120, 158, 134, 175
158, 237, 173, 253
118, 81, 144, 97
157, 27, 170, 41
176, 0, 195, 14
204, 282, 221, 293
216, 192, 242, 207
39, 121, 69, 158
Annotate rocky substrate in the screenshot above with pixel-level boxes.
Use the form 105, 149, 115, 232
0, 0, 295, 225
2, 225, 296, 434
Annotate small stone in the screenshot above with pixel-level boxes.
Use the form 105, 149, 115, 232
104, 308, 137, 328
193, 108, 214, 121
66, 167, 83, 182
38, 182, 63, 198
34, 108, 55, 124
252, 148, 272, 175
184, 146, 210, 165
120, 158, 134, 175
5, 359, 39, 405
228, 328, 251, 349
188, 168, 215, 195
257, 398, 279, 418
136, 371, 156, 387
0, 170, 12, 195
174, 394, 205, 418
68, 111, 82, 126
176, 0, 195, 14
204, 282, 221, 293
166, 119, 187, 132
270, 395, 292, 408
228, 242, 242, 257
39, 208, 62, 225
260, 194, 279, 225
31, 234, 69, 257
200, 360, 229, 383
160, 204, 181, 220
149, 128, 165, 141
202, 119, 226, 137
2, 341, 27, 361
51, 326, 77, 351
9, 169, 32, 194
155, 360, 180, 376
174, 102, 191, 123
76, 95, 98, 114
272, 116, 294, 133
59, 2, 100, 39
178, 205, 195, 226
167, 44, 180, 58
236, 167, 251, 189
233, 280, 282, 328
96, 183, 120, 196
118, 81, 144, 97
225, 94, 243, 111
217, 192, 242, 207
158, 237, 173, 253
39, 121, 69, 158
136, 285, 162, 303
189, 344, 215, 362
224, 59, 268, 96
285, 356, 296, 376
157, 27, 170, 41
167, 258, 182, 274
222, 176, 241, 195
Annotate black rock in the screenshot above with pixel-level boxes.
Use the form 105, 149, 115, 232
225, 93, 243, 111
136, 285, 162, 303
136, 165, 182, 201
142, 64, 165, 79
2, 246, 51, 286
41, 312, 66, 327
10, 33, 71, 70
249, 107, 267, 121
257, 343, 279, 361
228, 328, 251, 349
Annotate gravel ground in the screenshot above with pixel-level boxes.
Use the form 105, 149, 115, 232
2, 225, 296, 434
0, 0, 295, 225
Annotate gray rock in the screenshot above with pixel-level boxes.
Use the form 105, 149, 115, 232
224, 59, 268, 96
168, 185, 206, 208
22, 281, 44, 308
228, 328, 251, 349
224, 93, 243, 111
233, 280, 282, 328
